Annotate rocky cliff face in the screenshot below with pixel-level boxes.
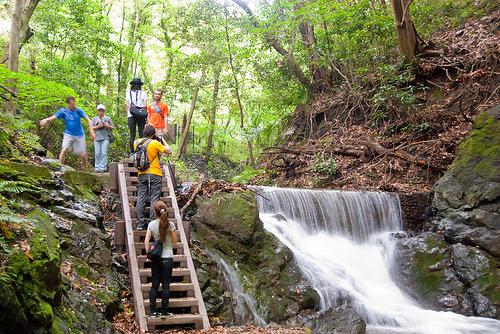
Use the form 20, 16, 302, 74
0, 161, 124, 334
397, 105, 500, 318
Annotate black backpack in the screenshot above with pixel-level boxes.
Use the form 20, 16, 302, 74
133, 139, 152, 171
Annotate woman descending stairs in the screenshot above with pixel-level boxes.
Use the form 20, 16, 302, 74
115, 160, 209, 332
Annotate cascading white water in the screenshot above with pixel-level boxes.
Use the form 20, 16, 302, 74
206, 250, 266, 326
256, 186, 500, 334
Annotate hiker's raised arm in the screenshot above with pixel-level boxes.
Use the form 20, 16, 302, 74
40, 115, 56, 127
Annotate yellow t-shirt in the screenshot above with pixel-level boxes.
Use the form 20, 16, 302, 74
134, 139, 165, 177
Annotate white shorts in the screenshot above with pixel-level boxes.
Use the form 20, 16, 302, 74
62, 134, 86, 155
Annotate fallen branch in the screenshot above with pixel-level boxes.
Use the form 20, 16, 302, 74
180, 173, 205, 218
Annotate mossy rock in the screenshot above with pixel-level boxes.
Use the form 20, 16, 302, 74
2, 209, 62, 330
0, 160, 52, 186
62, 170, 103, 199
411, 234, 448, 299
434, 105, 500, 211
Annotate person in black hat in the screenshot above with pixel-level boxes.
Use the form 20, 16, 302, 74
126, 77, 148, 154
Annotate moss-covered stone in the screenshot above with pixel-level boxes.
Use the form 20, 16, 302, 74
62, 170, 103, 200
0, 159, 51, 180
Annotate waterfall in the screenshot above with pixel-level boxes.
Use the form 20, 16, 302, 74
256, 186, 500, 334
206, 250, 266, 326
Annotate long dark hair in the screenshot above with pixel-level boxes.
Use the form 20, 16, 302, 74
130, 84, 142, 91
154, 201, 171, 241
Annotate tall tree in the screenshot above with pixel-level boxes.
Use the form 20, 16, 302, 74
224, 14, 255, 166
391, 0, 419, 61
206, 66, 221, 160
177, 71, 206, 159
2, 0, 41, 65
8, 0, 24, 71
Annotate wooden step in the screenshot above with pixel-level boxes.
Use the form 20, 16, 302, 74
130, 207, 175, 219
128, 206, 174, 215
139, 267, 190, 279
129, 196, 172, 205
146, 313, 203, 326
144, 297, 198, 310
142, 282, 194, 293
130, 219, 179, 230
137, 255, 186, 266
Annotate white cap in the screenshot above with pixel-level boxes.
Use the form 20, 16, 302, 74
96, 104, 106, 111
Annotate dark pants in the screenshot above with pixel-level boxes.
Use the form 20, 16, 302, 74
150, 258, 173, 313
136, 174, 162, 229
128, 116, 146, 153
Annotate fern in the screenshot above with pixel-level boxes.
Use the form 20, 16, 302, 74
0, 214, 30, 224
0, 236, 10, 255
0, 180, 42, 195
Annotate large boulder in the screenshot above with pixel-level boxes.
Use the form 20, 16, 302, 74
304, 304, 366, 334
399, 105, 500, 319
190, 190, 320, 325
433, 105, 500, 252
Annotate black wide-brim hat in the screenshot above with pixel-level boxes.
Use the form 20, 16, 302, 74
130, 77, 144, 86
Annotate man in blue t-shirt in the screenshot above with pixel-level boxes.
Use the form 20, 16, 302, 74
40, 96, 96, 170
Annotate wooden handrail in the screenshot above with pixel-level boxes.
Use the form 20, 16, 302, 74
118, 163, 148, 332
163, 163, 210, 329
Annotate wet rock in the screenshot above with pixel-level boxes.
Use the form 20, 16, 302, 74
54, 206, 97, 225
304, 304, 366, 334
399, 192, 432, 232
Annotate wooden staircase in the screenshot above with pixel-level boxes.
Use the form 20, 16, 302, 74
116, 160, 209, 332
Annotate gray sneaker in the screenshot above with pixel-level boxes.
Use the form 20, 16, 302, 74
150, 311, 160, 318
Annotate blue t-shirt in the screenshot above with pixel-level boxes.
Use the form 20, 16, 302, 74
55, 108, 86, 137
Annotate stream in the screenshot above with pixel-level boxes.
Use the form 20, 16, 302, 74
256, 186, 500, 334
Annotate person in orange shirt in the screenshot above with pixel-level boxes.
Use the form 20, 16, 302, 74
147, 89, 169, 142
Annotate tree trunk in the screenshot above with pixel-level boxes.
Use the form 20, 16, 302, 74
2, 0, 40, 65
391, 0, 419, 61
225, 17, 255, 166
295, 2, 331, 92
205, 67, 221, 160
177, 72, 205, 159
116, 1, 126, 116
8, 0, 23, 72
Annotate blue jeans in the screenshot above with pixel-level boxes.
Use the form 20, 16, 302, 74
94, 139, 110, 171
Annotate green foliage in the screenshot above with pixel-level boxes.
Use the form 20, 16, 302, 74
0, 0, 486, 176
311, 158, 336, 178
0, 180, 42, 195
231, 166, 265, 183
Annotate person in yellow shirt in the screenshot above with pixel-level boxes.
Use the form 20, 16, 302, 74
134, 125, 172, 230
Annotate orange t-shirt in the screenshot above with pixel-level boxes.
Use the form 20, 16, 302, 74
147, 102, 169, 129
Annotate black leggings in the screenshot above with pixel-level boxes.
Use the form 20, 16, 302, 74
128, 116, 146, 153
150, 258, 174, 313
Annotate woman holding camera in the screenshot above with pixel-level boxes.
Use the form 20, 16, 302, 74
91, 104, 114, 172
